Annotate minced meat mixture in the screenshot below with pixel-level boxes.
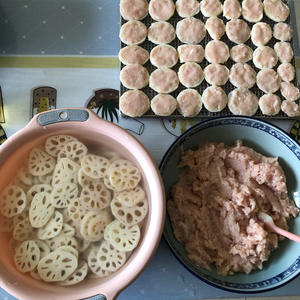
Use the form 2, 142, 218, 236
168, 141, 299, 275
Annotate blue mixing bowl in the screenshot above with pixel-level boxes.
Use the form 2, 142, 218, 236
160, 116, 300, 293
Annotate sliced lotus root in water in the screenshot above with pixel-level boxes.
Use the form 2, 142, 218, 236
80, 210, 113, 242
104, 221, 115, 241
37, 248, 78, 282
77, 238, 90, 253
27, 184, 52, 203
102, 151, 121, 162
87, 246, 111, 278
116, 186, 146, 207
13, 208, 29, 226
57, 140, 88, 164
28, 148, 56, 176
60, 223, 76, 237
0, 184, 27, 218
9, 238, 21, 254
108, 159, 141, 192
97, 240, 126, 272
67, 198, 89, 224
37, 210, 63, 240
51, 182, 79, 208
10, 177, 30, 193
58, 260, 88, 286
14, 240, 40, 272
45, 135, 78, 157
29, 192, 55, 228
81, 243, 93, 262
56, 245, 78, 258
34, 240, 51, 259
61, 208, 76, 227
30, 268, 42, 280
52, 158, 80, 186
80, 182, 111, 211
81, 154, 110, 179
47, 234, 78, 251
104, 174, 116, 190
88, 272, 104, 279
32, 176, 41, 185
87, 208, 113, 236
13, 218, 34, 241
0, 215, 13, 232
78, 169, 100, 187
108, 220, 140, 252
38, 173, 53, 185
17, 166, 33, 186
111, 196, 148, 226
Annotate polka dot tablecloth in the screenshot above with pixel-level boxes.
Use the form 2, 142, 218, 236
0, 0, 120, 56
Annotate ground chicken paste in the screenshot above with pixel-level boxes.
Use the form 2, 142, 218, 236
168, 141, 299, 275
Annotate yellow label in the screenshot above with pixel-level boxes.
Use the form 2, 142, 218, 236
0, 106, 4, 123
38, 97, 50, 113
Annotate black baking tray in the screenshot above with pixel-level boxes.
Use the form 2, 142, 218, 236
119, 0, 299, 119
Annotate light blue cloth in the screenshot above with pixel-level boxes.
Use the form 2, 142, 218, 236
0, 0, 120, 56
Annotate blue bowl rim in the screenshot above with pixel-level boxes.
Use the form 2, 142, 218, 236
159, 115, 300, 294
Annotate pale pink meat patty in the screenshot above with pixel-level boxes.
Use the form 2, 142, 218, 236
202, 86, 228, 112
259, 94, 281, 116
200, 0, 223, 17
178, 62, 204, 88
280, 82, 300, 101
230, 44, 253, 63
151, 94, 177, 116
178, 45, 205, 63
168, 140, 299, 275
176, 17, 206, 44
119, 90, 150, 117
281, 100, 300, 117
120, 64, 149, 89
120, 0, 148, 20
150, 45, 178, 68
205, 40, 229, 64
228, 88, 258, 116
229, 63, 256, 89
226, 19, 250, 44
274, 42, 293, 63
148, 21, 176, 44
119, 45, 149, 65
120, 20, 147, 45
264, 0, 290, 22
149, 68, 179, 93
251, 22, 272, 46
149, 0, 175, 21
204, 64, 229, 86
223, 0, 241, 19
242, 0, 263, 22
177, 89, 202, 117
206, 17, 225, 40
273, 23, 292, 41
176, 0, 200, 17
277, 63, 295, 82
253, 46, 278, 69
256, 69, 281, 93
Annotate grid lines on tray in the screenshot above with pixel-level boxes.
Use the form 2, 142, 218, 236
120, 0, 299, 119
